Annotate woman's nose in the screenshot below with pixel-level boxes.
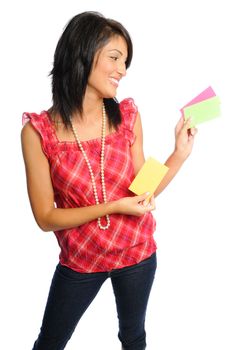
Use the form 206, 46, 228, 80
117, 62, 127, 77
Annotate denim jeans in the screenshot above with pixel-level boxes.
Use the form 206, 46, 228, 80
32, 252, 157, 350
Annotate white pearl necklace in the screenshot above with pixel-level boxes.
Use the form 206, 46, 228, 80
70, 103, 110, 230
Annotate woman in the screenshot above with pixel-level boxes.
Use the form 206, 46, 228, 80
21, 11, 197, 350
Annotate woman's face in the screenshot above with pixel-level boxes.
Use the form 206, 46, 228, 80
87, 35, 128, 99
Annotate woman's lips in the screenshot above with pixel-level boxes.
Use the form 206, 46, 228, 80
109, 77, 119, 87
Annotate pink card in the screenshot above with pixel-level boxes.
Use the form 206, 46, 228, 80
180, 86, 216, 115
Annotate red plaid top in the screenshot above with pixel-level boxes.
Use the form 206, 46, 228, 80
23, 98, 157, 272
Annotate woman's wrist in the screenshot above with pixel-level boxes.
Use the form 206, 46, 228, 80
167, 149, 186, 168
105, 200, 118, 215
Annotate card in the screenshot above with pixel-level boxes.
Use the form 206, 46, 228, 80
129, 157, 169, 199
180, 86, 216, 114
183, 95, 221, 127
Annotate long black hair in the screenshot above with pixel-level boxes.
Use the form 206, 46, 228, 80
50, 11, 133, 128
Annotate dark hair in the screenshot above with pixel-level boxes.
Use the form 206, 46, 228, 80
50, 11, 133, 128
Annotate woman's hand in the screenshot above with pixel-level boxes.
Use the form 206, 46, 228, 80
114, 192, 156, 217
174, 116, 198, 161
141, 195, 156, 209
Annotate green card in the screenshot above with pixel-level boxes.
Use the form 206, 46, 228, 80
183, 96, 221, 127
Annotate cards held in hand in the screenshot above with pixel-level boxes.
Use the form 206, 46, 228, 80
180, 86, 221, 128
129, 157, 169, 199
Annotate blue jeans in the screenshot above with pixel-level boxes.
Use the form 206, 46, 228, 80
32, 252, 157, 350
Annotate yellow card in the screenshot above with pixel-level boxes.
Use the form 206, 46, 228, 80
129, 157, 169, 198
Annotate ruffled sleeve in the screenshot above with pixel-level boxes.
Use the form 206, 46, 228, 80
119, 98, 138, 146
22, 111, 55, 159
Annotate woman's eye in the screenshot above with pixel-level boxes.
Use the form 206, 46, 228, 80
110, 56, 118, 61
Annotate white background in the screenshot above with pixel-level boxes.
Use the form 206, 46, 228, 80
1, 0, 232, 349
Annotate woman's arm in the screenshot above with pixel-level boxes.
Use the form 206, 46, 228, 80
21, 122, 153, 232
154, 116, 197, 197
130, 111, 146, 175
130, 112, 197, 199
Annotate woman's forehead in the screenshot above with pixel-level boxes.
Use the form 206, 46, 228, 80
102, 36, 128, 55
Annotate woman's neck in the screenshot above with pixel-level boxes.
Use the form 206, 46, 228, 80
75, 93, 103, 125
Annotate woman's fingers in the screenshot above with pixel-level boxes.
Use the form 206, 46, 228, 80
190, 127, 198, 136
182, 117, 192, 132
142, 195, 155, 210
175, 115, 185, 134
149, 195, 156, 209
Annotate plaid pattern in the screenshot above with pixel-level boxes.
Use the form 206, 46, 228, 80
23, 98, 157, 272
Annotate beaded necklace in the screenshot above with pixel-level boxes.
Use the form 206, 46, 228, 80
70, 103, 110, 230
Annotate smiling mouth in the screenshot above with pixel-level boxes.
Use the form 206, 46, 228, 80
109, 78, 119, 87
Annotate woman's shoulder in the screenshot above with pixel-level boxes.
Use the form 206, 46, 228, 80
119, 97, 138, 114
119, 97, 138, 132
21, 118, 37, 138
22, 110, 49, 126
21, 110, 53, 136
21, 111, 46, 137
21, 110, 55, 158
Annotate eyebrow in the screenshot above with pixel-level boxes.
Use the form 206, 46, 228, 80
108, 49, 123, 56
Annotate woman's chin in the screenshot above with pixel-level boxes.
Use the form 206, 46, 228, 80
103, 90, 117, 99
